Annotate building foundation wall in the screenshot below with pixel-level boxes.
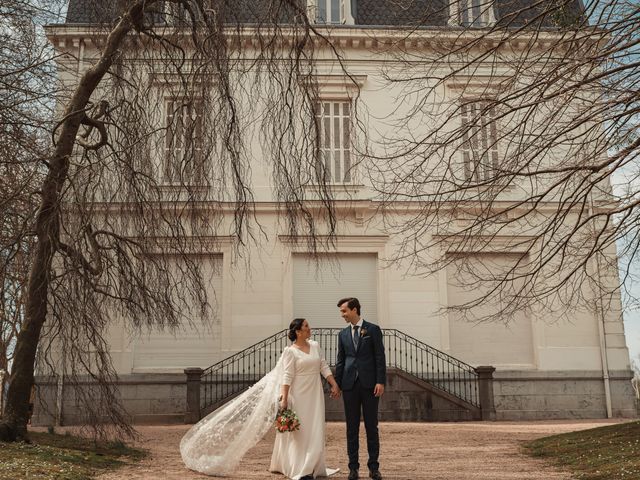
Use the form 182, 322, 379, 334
32, 369, 638, 426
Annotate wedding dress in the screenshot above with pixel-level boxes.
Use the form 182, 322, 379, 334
269, 340, 339, 479
180, 339, 339, 479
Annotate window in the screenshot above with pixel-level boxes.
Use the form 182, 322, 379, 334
162, 1, 202, 26
315, 101, 353, 184
460, 100, 499, 182
453, 0, 496, 27
310, 0, 354, 25
164, 98, 204, 184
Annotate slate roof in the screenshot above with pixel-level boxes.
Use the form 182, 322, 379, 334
64, 0, 584, 29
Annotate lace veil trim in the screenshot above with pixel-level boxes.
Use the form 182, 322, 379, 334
180, 356, 283, 475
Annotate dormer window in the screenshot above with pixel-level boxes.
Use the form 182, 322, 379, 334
450, 0, 496, 28
309, 0, 355, 25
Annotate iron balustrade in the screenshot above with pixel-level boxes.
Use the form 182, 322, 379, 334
312, 328, 479, 408
381, 329, 479, 407
200, 329, 290, 412
200, 327, 480, 412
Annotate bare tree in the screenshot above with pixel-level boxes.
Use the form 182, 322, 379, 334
364, 0, 639, 324
1, 0, 637, 443
0, 0, 358, 441
0, 0, 63, 418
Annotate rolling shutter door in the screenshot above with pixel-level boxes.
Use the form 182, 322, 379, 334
133, 254, 222, 371
292, 253, 378, 328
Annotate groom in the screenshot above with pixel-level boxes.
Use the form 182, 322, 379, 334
335, 297, 386, 480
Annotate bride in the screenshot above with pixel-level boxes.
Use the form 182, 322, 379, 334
180, 318, 341, 479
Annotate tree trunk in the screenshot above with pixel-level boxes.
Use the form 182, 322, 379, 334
0, 6, 141, 442
0, 238, 53, 441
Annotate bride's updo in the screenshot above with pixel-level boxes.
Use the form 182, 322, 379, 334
288, 318, 306, 341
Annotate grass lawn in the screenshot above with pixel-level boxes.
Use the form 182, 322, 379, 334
524, 420, 640, 479
0, 430, 147, 480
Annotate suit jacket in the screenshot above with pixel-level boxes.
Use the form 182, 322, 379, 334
335, 319, 386, 390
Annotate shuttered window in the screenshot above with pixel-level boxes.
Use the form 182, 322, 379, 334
459, 0, 496, 27
315, 101, 353, 184
133, 255, 222, 371
460, 100, 499, 182
315, 0, 353, 24
164, 98, 204, 184
446, 254, 534, 367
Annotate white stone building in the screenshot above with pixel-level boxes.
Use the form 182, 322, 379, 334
37, 0, 638, 424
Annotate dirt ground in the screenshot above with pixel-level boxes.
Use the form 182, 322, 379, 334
93, 419, 623, 480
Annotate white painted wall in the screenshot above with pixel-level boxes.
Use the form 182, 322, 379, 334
46, 27, 632, 377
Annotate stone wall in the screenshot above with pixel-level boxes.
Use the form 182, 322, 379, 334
32, 369, 638, 426
32, 373, 187, 427
493, 370, 638, 420
326, 369, 477, 422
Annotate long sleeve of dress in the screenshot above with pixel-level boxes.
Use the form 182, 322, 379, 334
316, 342, 333, 379
281, 347, 295, 386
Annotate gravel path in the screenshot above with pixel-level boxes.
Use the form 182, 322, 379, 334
96, 420, 622, 480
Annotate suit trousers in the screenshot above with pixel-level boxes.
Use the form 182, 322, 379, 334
342, 377, 380, 471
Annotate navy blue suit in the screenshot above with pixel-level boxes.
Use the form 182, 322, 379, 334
335, 320, 386, 472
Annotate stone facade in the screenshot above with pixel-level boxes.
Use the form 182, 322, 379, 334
32, 374, 187, 426
493, 370, 638, 420
37, 1, 639, 426
33, 368, 638, 426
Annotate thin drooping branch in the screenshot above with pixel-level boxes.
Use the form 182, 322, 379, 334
1, 0, 354, 440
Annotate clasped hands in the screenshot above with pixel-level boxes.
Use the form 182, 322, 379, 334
329, 384, 384, 399
329, 384, 341, 399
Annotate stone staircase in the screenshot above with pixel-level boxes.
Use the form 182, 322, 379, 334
185, 328, 496, 422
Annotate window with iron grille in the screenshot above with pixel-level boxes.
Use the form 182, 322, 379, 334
458, 0, 496, 27
460, 100, 499, 182
312, 0, 354, 24
163, 98, 204, 184
315, 101, 353, 184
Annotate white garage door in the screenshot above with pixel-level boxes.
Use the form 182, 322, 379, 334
446, 254, 534, 367
292, 253, 378, 328
133, 255, 223, 371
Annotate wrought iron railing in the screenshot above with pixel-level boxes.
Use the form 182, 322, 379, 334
201, 329, 290, 411
200, 327, 480, 412
312, 328, 480, 408
385, 329, 479, 407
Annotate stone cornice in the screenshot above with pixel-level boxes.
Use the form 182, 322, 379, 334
278, 234, 389, 248
67, 198, 616, 217
44, 23, 599, 55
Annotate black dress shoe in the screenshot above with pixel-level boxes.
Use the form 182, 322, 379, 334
300, 476, 314, 480
369, 470, 382, 480
348, 469, 359, 480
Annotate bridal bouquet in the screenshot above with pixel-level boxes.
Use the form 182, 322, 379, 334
275, 408, 301, 433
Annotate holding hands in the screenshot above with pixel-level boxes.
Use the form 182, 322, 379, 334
329, 384, 342, 399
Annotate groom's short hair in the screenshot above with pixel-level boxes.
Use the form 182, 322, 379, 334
337, 297, 361, 315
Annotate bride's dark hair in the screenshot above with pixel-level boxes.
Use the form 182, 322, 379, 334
288, 318, 306, 341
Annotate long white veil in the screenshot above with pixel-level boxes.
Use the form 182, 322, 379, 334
180, 357, 283, 476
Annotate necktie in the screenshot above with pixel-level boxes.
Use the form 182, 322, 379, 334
353, 325, 359, 349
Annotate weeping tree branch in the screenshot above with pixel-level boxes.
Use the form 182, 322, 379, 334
1, 0, 351, 441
